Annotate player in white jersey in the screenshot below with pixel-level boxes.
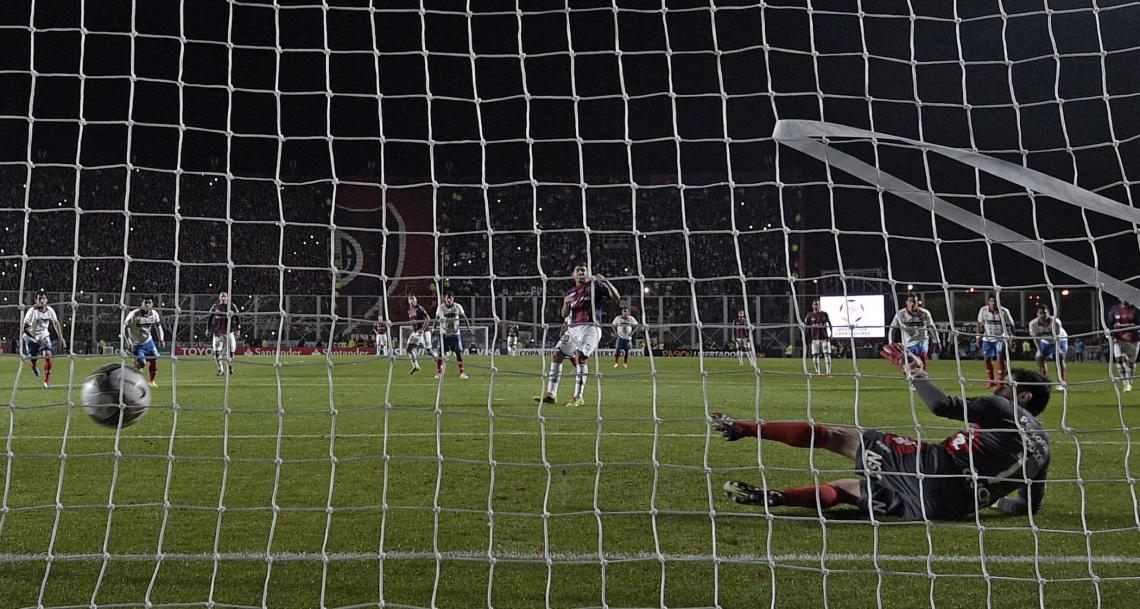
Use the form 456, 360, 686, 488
611, 307, 639, 368
889, 293, 940, 370
435, 294, 472, 379
206, 291, 241, 376
124, 296, 165, 388
976, 294, 1015, 389
1029, 305, 1068, 383
22, 292, 66, 389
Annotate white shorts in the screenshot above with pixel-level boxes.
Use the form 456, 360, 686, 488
1113, 341, 1138, 362
212, 333, 237, 357
558, 325, 601, 358
734, 338, 750, 350
810, 339, 832, 355
375, 334, 389, 351
506, 336, 517, 347
406, 331, 432, 350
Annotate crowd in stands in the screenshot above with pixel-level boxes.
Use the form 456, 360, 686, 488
3, 167, 792, 312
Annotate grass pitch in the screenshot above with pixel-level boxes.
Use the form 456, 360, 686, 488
2, 352, 1139, 609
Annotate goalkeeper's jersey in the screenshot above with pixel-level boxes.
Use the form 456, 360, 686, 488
23, 306, 59, 342
436, 303, 466, 336
927, 392, 1051, 518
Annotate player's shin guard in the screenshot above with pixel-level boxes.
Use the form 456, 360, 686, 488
44, 358, 52, 384
779, 483, 845, 509
546, 361, 562, 397
148, 360, 158, 382
573, 363, 588, 398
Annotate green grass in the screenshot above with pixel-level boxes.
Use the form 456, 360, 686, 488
2, 353, 1139, 609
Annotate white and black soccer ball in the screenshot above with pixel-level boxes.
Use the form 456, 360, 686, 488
81, 363, 151, 428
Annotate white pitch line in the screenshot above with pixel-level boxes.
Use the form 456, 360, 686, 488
0, 549, 1137, 566
8, 431, 1140, 446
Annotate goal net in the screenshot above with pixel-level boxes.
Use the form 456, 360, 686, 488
3, 2, 1140, 608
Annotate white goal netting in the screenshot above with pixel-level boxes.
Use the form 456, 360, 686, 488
3, 2, 1140, 608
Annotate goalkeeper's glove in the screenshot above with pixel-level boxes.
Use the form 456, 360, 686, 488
723, 481, 784, 507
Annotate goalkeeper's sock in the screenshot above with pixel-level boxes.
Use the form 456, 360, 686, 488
44, 358, 52, 383
728, 421, 832, 448
546, 361, 562, 397
780, 483, 844, 509
573, 363, 588, 398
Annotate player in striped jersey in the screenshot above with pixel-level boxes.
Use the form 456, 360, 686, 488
373, 317, 390, 357
804, 300, 833, 376
534, 264, 620, 407
405, 295, 441, 375
611, 307, 638, 368
22, 292, 66, 389
505, 323, 519, 356
206, 291, 240, 376
1106, 297, 1138, 392
124, 297, 165, 388
732, 310, 752, 366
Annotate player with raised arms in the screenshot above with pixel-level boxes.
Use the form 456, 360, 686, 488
804, 299, 833, 376
22, 291, 66, 389
889, 292, 940, 370
405, 295, 441, 376
436, 293, 472, 380
373, 317, 390, 357
611, 306, 638, 368
534, 264, 620, 407
1029, 304, 1068, 384
1107, 297, 1139, 392
124, 296, 165, 388
206, 291, 241, 376
731, 310, 752, 366
505, 323, 519, 356
977, 294, 1016, 388
714, 344, 1051, 520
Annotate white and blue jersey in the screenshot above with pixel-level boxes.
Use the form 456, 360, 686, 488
23, 305, 60, 357
890, 307, 939, 356
124, 308, 164, 365
978, 305, 1014, 359
1030, 316, 1068, 360
436, 302, 466, 355
612, 314, 638, 351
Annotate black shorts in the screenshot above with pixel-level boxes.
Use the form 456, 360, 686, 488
855, 430, 964, 520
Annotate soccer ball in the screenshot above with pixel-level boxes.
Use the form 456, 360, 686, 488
81, 363, 151, 428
